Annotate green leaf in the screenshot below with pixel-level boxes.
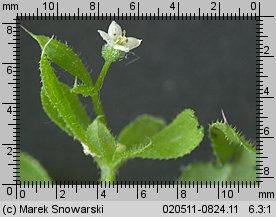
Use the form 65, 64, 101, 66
113, 143, 151, 169
179, 149, 256, 181
136, 109, 204, 159
22, 27, 92, 85
113, 115, 166, 165
209, 121, 256, 165
41, 87, 74, 137
85, 118, 116, 164
60, 82, 90, 130
71, 83, 95, 97
118, 114, 166, 148
19, 152, 52, 182
179, 162, 232, 182
39, 44, 89, 143
179, 122, 257, 181
41, 83, 90, 137
228, 147, 257, 181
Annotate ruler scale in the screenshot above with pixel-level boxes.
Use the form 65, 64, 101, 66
1, 0, 275, 216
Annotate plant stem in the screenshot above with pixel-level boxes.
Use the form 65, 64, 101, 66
90, 60, 112, 126
92, 61, 116, 181
90, 93, 107, 126
95, 60, 112, 92
100, 166, 116, 182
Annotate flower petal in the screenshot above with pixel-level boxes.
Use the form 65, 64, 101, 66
108, 21, 122, 40
113, 44, 130, 52
124, 37, 142, 51
98, 30, 110, 43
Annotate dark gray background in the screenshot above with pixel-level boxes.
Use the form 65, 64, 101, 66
20, 19, 256, 181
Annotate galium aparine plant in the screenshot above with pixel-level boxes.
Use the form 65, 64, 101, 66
20, 21, 257, 182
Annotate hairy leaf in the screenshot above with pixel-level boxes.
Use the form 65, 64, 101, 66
209, 121, 256, 165
179, 122, 257, 181
113, 115, 166, 166
19, 152, 52, 182
71, 83, 95, 97
41, 88, 74, 137
60, 82, 90, 130
41, 83, 90, 136
113, 143, 152, 169
136, 109, 204, 159
179, 149, 256, 181
40, 46, 89, 143
86, 118, 116, 164
22, 27, 92, 85
118, 114, 166, 147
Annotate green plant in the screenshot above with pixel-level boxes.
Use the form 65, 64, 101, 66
21, 21, 257, 182
19, 152, 52, 182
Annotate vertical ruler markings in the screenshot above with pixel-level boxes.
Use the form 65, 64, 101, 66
0, 0, 275, 205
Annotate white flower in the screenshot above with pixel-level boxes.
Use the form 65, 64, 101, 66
98, 21, 142, 52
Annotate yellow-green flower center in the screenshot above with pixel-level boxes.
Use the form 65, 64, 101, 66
115, 30, 128, 45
